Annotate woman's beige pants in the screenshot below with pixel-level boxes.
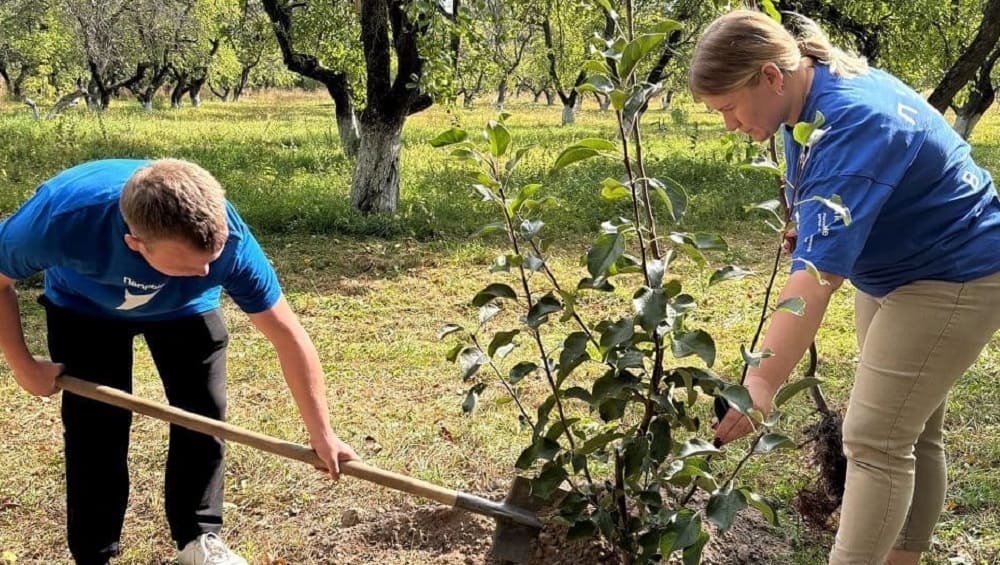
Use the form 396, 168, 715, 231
829, 272, 1000, 564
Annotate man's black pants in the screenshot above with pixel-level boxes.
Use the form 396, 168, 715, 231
42, 297, 229, 565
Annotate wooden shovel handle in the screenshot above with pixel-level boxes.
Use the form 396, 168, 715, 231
55, 375, 460, 508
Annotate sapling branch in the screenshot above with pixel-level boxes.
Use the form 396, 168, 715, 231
469, 334, 536, 429
495, 166, 596, 489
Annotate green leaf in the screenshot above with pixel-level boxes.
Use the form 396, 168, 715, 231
793, 258, 832, 286
530, 463, 569, 499
486, 120, 511, 158
445, 343, 463, 363
610, 89, 627, 110
583, 60, 612, 75
792, 110, 826, 146
739, 155, 783, 177
450, 147, 481, 164
774, 377, 824, 408
488, 330, 520, 357
650, 177, 688, 222
577, 73, 615, 95
599, 398, 628, 421
476, 222, 506, 237
619, 34, 667, 80
515, 436, 562, 469
672, 330, 716, 367
753, 433, 796, 454
622, 82, 661, 135
648, 416, 673, 465
479, 303, 501, 325
739, 488, 779, 526
802, 194, 852, 225
462, 382, 487, 413
438, 324, 463, 340
551, 139, 616, 172
472, 283, 517, 307
526, 292, 563, 329
563, 386, 592, 403
600, 177, 631, 201
458, 347, 486, 381
567, 518, 597, 541
600, 318, 635, 350
507, 183, 542, 217
677, 438, 719, 459
761, 0, 781, 22
775, 296, 806, 316
623, 436, 649, 480
659, 510, 703, 555
633, 286, 668, 333
509, 361, 538, 385
709, 265, 753, 286
587, 232, 626, 279
489, 253, 520, 273
558, 332, 591, 384
693, 233, 727, 250
720, 385, 753, 414
520, 219, 544, 239
683, 531, 711, 565
706, 488, 747, 534
740, 344, 774, 368
430, 127, 468, 147
578, 429, 624, 455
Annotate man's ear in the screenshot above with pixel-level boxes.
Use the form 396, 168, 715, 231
124, 233, 143, 252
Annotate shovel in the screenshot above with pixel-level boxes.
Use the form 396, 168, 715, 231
55, 374, 546, 563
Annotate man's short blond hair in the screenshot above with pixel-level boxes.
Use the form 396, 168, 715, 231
120, 159, 228, 251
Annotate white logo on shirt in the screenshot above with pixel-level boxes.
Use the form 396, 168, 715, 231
117, 276, 165, 310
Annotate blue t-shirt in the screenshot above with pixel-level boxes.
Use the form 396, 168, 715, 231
0, 159, 282, 320
783, 64, 1000, 297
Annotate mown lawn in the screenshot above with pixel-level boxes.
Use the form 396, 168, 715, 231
0, 91, 998, 564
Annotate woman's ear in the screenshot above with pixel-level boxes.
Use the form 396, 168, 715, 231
761, 62, 785, 94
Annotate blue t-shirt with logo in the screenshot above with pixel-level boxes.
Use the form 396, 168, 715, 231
0, 159, 282, 320
783, 64, 1000, 297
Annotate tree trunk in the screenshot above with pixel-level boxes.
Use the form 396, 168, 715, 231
463, 91, 475, 108
141, 97, 154, 113
544, 90, 553, 105
350, 118, 403, 214
661, 90, 674, 110
12, 65, 30, 99
190, 90, 202, 108
952, 48, 999, 139
496, 77, 508, 110
927, 0, 1000, 113
596, 92, 611, 111
337, 111, 361, 156
561, 103, 576, 125
533, 89, 543, 104
171, 81, 186, 108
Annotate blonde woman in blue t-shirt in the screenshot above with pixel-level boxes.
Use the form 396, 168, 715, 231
690, 10, 1000, 565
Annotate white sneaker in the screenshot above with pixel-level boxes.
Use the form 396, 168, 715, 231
177, 532, 248, 565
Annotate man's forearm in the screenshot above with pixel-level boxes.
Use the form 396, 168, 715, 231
274, 326, 336, 441
0, 281, 36, 373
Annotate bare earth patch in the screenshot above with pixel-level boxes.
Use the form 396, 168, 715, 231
279, 498, 794, 565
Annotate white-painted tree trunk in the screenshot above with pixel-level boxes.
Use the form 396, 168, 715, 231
337, 112, 361, 158
142, 99, 153, 113
350, 120, 402, 213
953, 111, 983, 140
561, 103, 576, 125
190, 93, 201, 108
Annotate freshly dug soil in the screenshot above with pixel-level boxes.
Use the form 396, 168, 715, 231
316, 497, 796, 565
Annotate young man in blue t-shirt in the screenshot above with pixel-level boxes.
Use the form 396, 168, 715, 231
0, 159, 359, 565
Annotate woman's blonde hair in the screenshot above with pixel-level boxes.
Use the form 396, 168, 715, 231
120, 159, 228, 252
689, 9, 868, 97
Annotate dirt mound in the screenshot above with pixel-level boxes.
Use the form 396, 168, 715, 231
313, 498, 795, 565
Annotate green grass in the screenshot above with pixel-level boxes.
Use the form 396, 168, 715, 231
0, 92, 998, 564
